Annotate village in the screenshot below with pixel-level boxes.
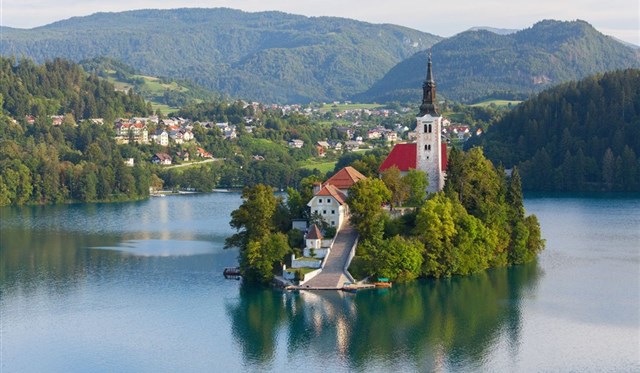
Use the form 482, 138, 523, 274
23, 100, 479, 170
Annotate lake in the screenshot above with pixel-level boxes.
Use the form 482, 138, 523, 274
1, 193, 638, 372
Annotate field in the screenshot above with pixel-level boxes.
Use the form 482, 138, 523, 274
470, 99, 522, 107
300, 159, 336, 174
317, 103, 385, 113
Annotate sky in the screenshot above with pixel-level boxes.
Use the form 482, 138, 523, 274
1, 0, 638, 45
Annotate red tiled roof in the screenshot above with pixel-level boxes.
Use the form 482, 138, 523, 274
379, 143, 417, 172
379, 142, 448, 173
315, 184, 347, 205
307, 224, 323, 240
324, 166, 367, 190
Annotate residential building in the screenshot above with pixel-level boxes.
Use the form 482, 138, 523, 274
152, 152, 172, 165
289, 139, 304, 148
307, 184, 348, 229
151, 130, 169, 146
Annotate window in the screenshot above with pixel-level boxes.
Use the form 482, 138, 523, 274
424, 144, 428, 151
318, 198, 323, 203
331, 221, 335, 226
323, 210, 327, 214
331, 210, 335, 214
428, 124, 432, 133
423, 124, 428, 133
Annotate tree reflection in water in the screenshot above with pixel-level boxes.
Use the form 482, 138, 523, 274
227, 261, 542, 371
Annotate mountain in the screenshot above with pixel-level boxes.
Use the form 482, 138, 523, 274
468, 69, 640, 192
467, 26, 518, 35
0, 8, 441, 104
356, 20, 640, 104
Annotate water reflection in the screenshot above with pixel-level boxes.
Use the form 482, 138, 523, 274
228, 262, 542, 371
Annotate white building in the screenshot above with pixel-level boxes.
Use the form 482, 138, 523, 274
379, 54, 447, 193
151, 130, 169, 146
303, 224, 329, 258
307, 184, 348, 229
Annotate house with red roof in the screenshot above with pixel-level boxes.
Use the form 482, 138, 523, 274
306, 166, 368, 231
321, 166, 366, 196
307, 184, 348, 230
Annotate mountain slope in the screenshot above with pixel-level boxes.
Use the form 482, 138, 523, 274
357, 20, 640, 103
0, 8, 441, 104
468, 69, 640, 192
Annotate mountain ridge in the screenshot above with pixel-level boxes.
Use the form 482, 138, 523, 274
356, 19, 640, 103
0, 8, 440, 104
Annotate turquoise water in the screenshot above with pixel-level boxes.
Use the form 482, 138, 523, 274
1, 193, 638, 372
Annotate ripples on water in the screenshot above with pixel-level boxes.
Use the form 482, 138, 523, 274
1, 193, 638, 372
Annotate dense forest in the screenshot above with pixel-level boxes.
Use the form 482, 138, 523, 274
0, 57, 151, 120
0, 8, 439, 104
348, 147, 543, 282
358, 20, 640, 104
0, 57, 153, 205
471, 69, 640, 192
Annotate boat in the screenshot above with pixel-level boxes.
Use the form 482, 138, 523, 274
373, 277, 392, 288
223, 267, 241, 279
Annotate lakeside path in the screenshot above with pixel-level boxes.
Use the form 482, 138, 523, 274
301, 222, 358, 289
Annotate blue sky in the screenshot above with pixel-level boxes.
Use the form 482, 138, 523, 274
1, 0, 638, 45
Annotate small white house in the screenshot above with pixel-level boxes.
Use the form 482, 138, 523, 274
288, 139, 304, 148
307, 184, 347, 229
303, 224, 330, 258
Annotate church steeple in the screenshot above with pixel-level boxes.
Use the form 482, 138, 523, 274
418, 52, 438, 117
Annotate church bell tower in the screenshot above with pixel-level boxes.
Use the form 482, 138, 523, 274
416, 53, 445, 193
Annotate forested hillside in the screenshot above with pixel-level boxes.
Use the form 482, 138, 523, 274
80, 57, 219, 110
0, 8, 440, 104
0, 57, 153, 205
469, 69, 640, 192
357, 20, 640, 103
0, 57, 151, 120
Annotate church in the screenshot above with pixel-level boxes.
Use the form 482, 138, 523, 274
378, 54, 447, 193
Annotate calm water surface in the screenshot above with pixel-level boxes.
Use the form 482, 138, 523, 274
1, 193, 638, 372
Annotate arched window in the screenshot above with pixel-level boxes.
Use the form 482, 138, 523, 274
424, 124, 428, 133
428, 124, 432, 133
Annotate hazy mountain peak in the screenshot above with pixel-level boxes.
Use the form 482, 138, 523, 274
467, 26, 519, 35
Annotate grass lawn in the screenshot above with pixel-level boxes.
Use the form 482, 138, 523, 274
152, 103, 179, 115
300, 159, 336, 174
317, 103, 384, 113
470, 99, 521, 107
287, 267, 318, 275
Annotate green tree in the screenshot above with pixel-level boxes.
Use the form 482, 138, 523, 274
364, 236, 423, 282
347, 178, 391, 244
381, 166, 408, 210
226, 184, 291, 284
403, 169, 428, 206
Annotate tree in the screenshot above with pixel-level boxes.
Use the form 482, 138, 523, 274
225, 184, 291, 284
242, 233, 291, 284
506, 166, 524, 221
381, 166, 408, 210
364, 236, 423, 282
226, 184, 278, 250
403, 169, 428, 206
347, 178, 391, 244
